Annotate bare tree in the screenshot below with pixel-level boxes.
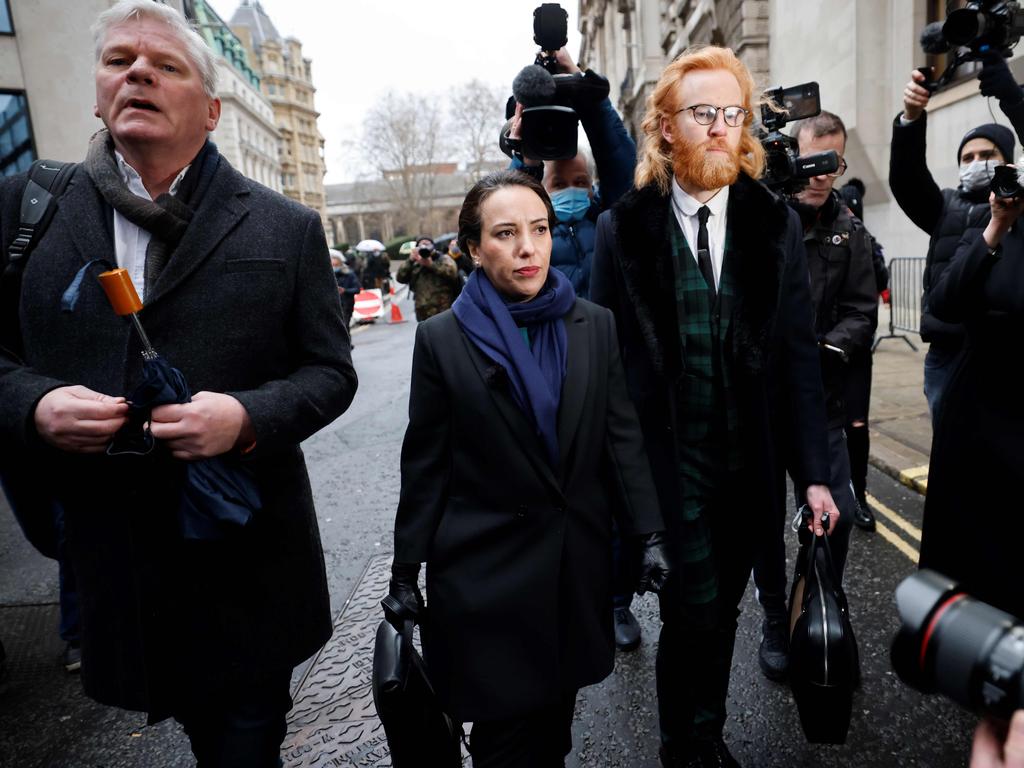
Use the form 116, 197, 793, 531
448, 80, 508, 181
358, 91, 449, 236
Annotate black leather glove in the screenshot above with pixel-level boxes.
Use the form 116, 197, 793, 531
636, 532, 672, 595
979, 52, 1024, 107
383, 561, 424, 631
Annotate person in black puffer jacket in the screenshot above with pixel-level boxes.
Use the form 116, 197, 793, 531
889, 52, 1024, 420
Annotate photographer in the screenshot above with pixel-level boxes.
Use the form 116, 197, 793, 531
753, 111, 877, 682
889, 52, 1024, 420
918, 178, 1024, 621
508, 47, 636, 300
395, 236, 460, 321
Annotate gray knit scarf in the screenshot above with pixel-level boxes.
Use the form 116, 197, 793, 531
83, 129, 197, 297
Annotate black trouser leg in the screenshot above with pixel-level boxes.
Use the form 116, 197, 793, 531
469, 691, 577, 768
846, 423, 869, 505
657, 503, 756, 751
612, 518, 639, 609
176, 668, 293, 768
751, 468, 790, 619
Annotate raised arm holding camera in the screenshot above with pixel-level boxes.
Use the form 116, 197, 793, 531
889, 51, 1024, 420
505, 44, 636, 300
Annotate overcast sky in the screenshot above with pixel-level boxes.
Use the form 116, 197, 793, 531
205, 0, 583, 184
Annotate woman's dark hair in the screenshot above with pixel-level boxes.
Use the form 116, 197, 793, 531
457, 170, 557, 257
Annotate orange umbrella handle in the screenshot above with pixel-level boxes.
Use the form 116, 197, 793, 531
98, 268, 143, 316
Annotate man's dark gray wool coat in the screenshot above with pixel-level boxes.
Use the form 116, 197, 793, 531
0, 150, 357, 717
590, 173, 830, 540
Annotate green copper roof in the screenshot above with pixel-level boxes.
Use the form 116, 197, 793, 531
191, 0, 261, 89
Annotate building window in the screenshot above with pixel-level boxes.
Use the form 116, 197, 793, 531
0, 92, 36, 177
1, 0, 12, 34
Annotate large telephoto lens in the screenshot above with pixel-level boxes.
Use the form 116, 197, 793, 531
892, 570, 1024, 719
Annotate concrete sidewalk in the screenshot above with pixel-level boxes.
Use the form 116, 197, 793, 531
867, 303, 932, 496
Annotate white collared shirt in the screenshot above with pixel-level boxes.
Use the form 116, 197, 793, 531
670, 178, 730, 289
112, 151, 190, 301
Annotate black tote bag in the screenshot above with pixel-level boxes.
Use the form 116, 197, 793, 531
372, 595, 463, 767
788, 508, 860, 744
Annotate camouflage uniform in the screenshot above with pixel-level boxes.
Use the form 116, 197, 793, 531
396, 253, 459, 321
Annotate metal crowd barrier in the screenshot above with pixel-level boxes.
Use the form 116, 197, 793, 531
873, 256, 925, 352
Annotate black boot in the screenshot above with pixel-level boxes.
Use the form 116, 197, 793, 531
853, 497, 876, 532
758, 616, 789, 682
614, 606, 642, 651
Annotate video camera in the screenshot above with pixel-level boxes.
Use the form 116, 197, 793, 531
756, 82, 840, 196
892, 570, 1024, 719
992, 163, 1024, 197
498, 3, 610, 161
919, 1, 1024, 91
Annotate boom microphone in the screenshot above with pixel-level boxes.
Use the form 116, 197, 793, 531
512, 65, 556, 107
920, 21, 952, 54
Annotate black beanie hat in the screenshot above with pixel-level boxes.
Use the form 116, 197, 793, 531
957, 123, 1015, 165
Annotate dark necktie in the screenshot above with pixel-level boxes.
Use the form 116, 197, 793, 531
696, 205, 716, 302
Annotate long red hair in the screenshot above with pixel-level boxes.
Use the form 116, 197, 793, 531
635, 45, 765, 194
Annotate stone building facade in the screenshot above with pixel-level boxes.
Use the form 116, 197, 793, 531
0, 0, 109, 174
191, 0, 281, 192
229, 0, 327, 221
577, 0, 1024, 279
324, 171, 481, 249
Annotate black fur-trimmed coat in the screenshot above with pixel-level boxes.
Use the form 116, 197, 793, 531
591, 173, 829, 528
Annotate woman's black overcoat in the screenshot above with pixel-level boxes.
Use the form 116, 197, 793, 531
393, 299, 663, 723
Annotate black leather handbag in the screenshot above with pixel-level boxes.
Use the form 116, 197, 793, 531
372, 595, 463, 767
788, 507, 860, 744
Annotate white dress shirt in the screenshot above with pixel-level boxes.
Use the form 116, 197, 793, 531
112, 152, 190, 301
670, 178, 729, 290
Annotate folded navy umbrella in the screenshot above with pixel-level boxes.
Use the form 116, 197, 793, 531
109, 355, 261, 540
69, 264, 261, 540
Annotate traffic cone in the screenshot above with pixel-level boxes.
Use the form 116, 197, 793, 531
390, 300, 407, 324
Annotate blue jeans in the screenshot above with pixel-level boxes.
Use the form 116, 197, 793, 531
53, 502, 80, 644
924, 343, 962, 423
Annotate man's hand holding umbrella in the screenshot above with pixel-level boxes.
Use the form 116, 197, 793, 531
34, 386, 129, 453
150, 392, 255, 460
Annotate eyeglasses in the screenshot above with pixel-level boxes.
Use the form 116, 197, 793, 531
677, 104, 749, 128
827, 159, 848, 178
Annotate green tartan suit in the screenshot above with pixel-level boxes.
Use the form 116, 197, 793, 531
592, 174, 830, 755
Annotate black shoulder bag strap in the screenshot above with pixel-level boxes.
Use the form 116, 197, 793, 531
1, 159, 77, 359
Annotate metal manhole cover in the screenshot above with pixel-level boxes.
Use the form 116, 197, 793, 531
283, 554, 467, 767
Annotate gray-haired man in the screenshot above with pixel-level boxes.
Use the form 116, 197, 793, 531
0, 1, 356, 763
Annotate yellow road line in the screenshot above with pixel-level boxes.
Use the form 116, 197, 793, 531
866, 493, 922, 542
875, 519, 920, 563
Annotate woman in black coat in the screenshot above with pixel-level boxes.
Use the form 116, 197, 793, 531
388, 170, 669, 767
919, 186, 1024, 619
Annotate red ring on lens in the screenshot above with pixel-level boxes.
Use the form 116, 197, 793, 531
920, 593, 967, 672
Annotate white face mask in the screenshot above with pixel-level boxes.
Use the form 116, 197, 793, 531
959, 159, 996, 193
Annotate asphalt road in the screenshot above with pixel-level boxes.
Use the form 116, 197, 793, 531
0, 290, 979, 767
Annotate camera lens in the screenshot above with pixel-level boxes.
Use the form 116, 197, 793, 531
943, 8, 985, 46
892, 570, 1024, 719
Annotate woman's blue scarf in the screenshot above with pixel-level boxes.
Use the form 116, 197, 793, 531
452, 267, 576, 467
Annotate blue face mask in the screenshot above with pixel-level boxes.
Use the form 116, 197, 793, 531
550, 187, 591, 224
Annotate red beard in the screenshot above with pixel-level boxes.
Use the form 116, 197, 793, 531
672, 136, 741, 192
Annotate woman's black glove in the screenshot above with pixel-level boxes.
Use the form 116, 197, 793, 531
979, 52, 1024, 107
383, 561, 424, 631
636, 532, 672, 595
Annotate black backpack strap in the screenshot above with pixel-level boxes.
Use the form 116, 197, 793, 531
1, 159, 77, 360
6, 159, 77, 269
